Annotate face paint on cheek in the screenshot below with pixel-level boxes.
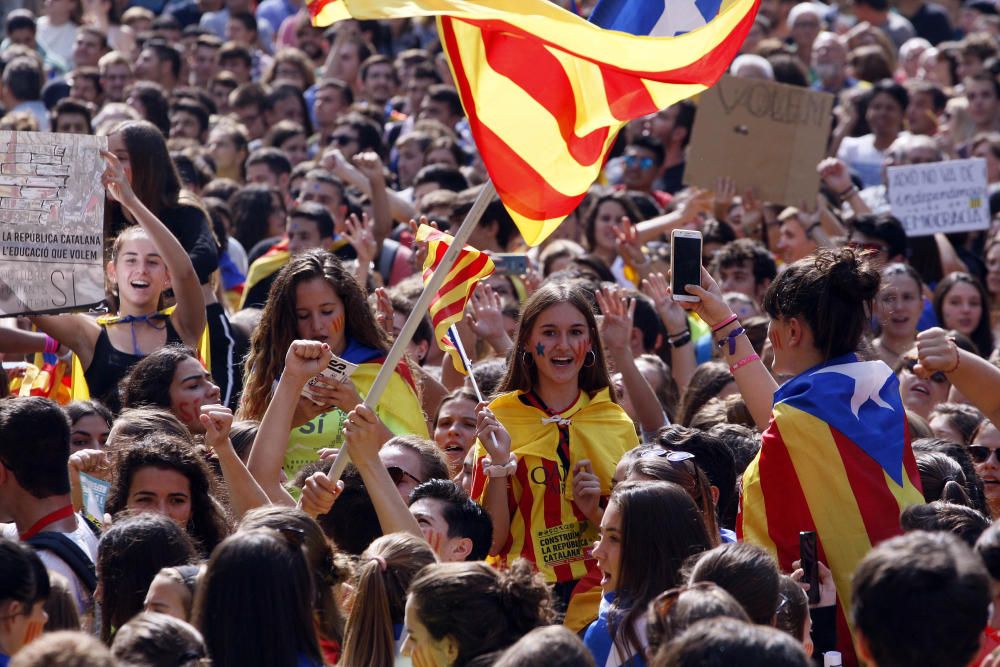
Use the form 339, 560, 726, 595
572, 339, 590, 364
175, 400, 203, 424
331, 314, 345, 335
770, 329, 783, 351
534, 342, 545, 358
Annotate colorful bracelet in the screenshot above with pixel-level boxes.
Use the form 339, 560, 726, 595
711, 314, 739, 333
482, 453, 518, 478
729, 353, 760, 374
944, 337, 961, 374
716, 326, 746, 355
43, 335, 60, 355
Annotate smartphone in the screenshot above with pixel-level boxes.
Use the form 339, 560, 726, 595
670, 229, 703, 302
800, 531, 820, 605
492, 253, 529, 276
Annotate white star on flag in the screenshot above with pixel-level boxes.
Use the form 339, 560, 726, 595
812, 362, 894, 418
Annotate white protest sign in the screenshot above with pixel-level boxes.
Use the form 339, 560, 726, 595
79, 472, 110, 522
887, 158, 990, 237
0, 131, 106, 315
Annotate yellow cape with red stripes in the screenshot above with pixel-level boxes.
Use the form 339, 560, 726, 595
470, 388, 637, 631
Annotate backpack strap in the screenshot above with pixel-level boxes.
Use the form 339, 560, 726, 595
26, 532, 97, 593
377, 238, 401, 284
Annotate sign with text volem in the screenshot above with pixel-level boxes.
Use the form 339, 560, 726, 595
887, 158, 990, 237
685, 75, 834, 207
0, 131, 106, 315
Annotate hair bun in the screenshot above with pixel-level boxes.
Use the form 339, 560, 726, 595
494, 560, 555, 635
827, 249, 880, 303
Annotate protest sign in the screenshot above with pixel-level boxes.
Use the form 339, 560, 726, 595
685, 75, 834, 207
887, 158, 990, 237
0, 131, 106, 315
79, 472, 110, 523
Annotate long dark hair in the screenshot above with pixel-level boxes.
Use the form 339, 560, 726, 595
120, 344, 199, 411
933, 272, 994, 357
763, 248, 880, 361
584, 191, 642, 252
629, 454, 721, 546
97, 513, 199, 644
238, 507, 351, 648
105, 435, 231, 555
228, 184, 280, 251
497, 281, 614, 399
239, 250, 390, 421
113, 120, 179, 215
193, 530, 322, 667
607, 481, 713, 662
676, 362, 731, 427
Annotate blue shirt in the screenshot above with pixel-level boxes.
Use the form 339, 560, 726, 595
583, 593, 647, 667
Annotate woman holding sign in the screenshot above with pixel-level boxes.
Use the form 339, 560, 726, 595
469, 281, 638, 633
30, 149, 206, 413
237, 250, 426, 480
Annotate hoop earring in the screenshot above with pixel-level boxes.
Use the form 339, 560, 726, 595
522, 350, 534, 366
583, 349, 596, 368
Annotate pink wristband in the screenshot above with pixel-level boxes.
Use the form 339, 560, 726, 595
729, 353, 760, 374
712, 314, 739, 333
43, 335, 60, 355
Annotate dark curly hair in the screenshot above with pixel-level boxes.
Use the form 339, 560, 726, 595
105, 435, 230, 556
119, 344, 200, 411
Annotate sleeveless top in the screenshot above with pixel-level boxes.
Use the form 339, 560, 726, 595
84, 321, 183, 413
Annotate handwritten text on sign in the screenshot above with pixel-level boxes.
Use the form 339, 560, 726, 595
0, 131, 106, 315
887, 158, 990, 237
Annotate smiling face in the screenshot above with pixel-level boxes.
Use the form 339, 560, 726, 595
865, 91, 904, 138
294, 277, 346, 354
526, 302, 592, 392
109, 231, 168, 311
591, 201, 624, 253
775, 217, 816, 264
974, 422, 1000, 510
168, 357, 221, 433
127, 466, 193, 527
941, 281, 983, 336
433, 398, 478, 472
592, 499, 623, 593
875, 271, 923, 340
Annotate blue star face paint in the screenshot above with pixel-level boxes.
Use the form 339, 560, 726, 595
535, 342, 545, 358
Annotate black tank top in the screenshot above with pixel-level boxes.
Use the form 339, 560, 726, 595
84, 321, 184, 413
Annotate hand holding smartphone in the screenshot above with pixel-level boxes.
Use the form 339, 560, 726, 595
800, 530, 821, 605
670, 229, 703, 302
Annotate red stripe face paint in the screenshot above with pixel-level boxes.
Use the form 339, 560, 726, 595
331, 313, 345, 335
571, 339, 590, 365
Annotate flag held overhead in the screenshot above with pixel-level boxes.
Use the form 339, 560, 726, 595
310, 0, 760, 246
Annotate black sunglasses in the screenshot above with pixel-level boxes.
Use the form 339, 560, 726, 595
330, 134, 358, 146
387, 466, 423, 487
903, 358, 948, 384
970, 445, 1000, 465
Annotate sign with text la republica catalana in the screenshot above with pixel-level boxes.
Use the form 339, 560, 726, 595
0, 131, 106, 315
887, 158, 990, 237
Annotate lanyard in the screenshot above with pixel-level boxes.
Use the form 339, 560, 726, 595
20, 504, 75, 541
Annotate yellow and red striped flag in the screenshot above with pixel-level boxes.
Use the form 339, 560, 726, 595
307, 0, 758, 246
415, 224, 494, 373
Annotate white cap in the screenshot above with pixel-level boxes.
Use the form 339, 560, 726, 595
823, 651, 843, 667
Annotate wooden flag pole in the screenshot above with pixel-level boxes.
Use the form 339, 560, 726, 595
323, 180, 497, 483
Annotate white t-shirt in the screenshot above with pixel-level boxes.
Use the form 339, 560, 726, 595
2, 515, 99, 614
36, 19, 78, 66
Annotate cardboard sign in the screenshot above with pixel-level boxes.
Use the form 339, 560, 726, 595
0, 132, 106, 315
685, 75, 834, 207
887, 158, 990, 237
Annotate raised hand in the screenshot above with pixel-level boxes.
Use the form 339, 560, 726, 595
100, 149, 137, 208
676, 266, 732, 327
642, 272, 689, 336
69, 448, 110, 479
817, 157, 853, 194
374, 287, 394, 337
475, 402, 511, 462
595, 285, 636, 354
200, 405, 234, 451
343, 212, 377, 265
283, 340, 333, 385
352, 151, 386, 185
613, 217, 647, 269
298, 471, 344, 518
407, 216, 436, 270
915, 327, 961, 376
468, 282, 507, 341
343, 404, 393, 462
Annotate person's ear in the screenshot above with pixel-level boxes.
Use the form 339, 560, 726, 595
629, 327, 643, 352
106, 259, 117, 284
443, 635, 460, 665
855, 629, 875, 665
415, 339, 429, 364
786, 317, 804, 348
448, 536, 473, 562
709, 485, 720, 506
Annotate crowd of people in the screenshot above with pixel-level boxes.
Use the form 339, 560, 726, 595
3, 0, 1000, 664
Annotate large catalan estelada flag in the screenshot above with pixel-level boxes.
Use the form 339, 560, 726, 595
308, 0, 758, 245
590, 0, 725, 37
738, 354, 924, 665
415, 224, 494, 373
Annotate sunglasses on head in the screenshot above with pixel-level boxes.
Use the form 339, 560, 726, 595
903, 358, 948, 384
848, 241, 888, 255
624, 155, 655, 171
330, 134, 358, 146
387, 466, 423, 487
969, 445, 1000, 465
641, 449, 695, 463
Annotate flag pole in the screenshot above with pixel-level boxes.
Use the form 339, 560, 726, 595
447, 324, 500, 451
324, 179, 498, 483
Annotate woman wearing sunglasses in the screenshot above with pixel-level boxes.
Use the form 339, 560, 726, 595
896, 352, 951, 421
971, 421, 1000, 519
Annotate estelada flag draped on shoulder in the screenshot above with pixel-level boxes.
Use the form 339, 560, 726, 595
738, 353, 924, 665
415, 224, 494, 374
308, 0, 759, 245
